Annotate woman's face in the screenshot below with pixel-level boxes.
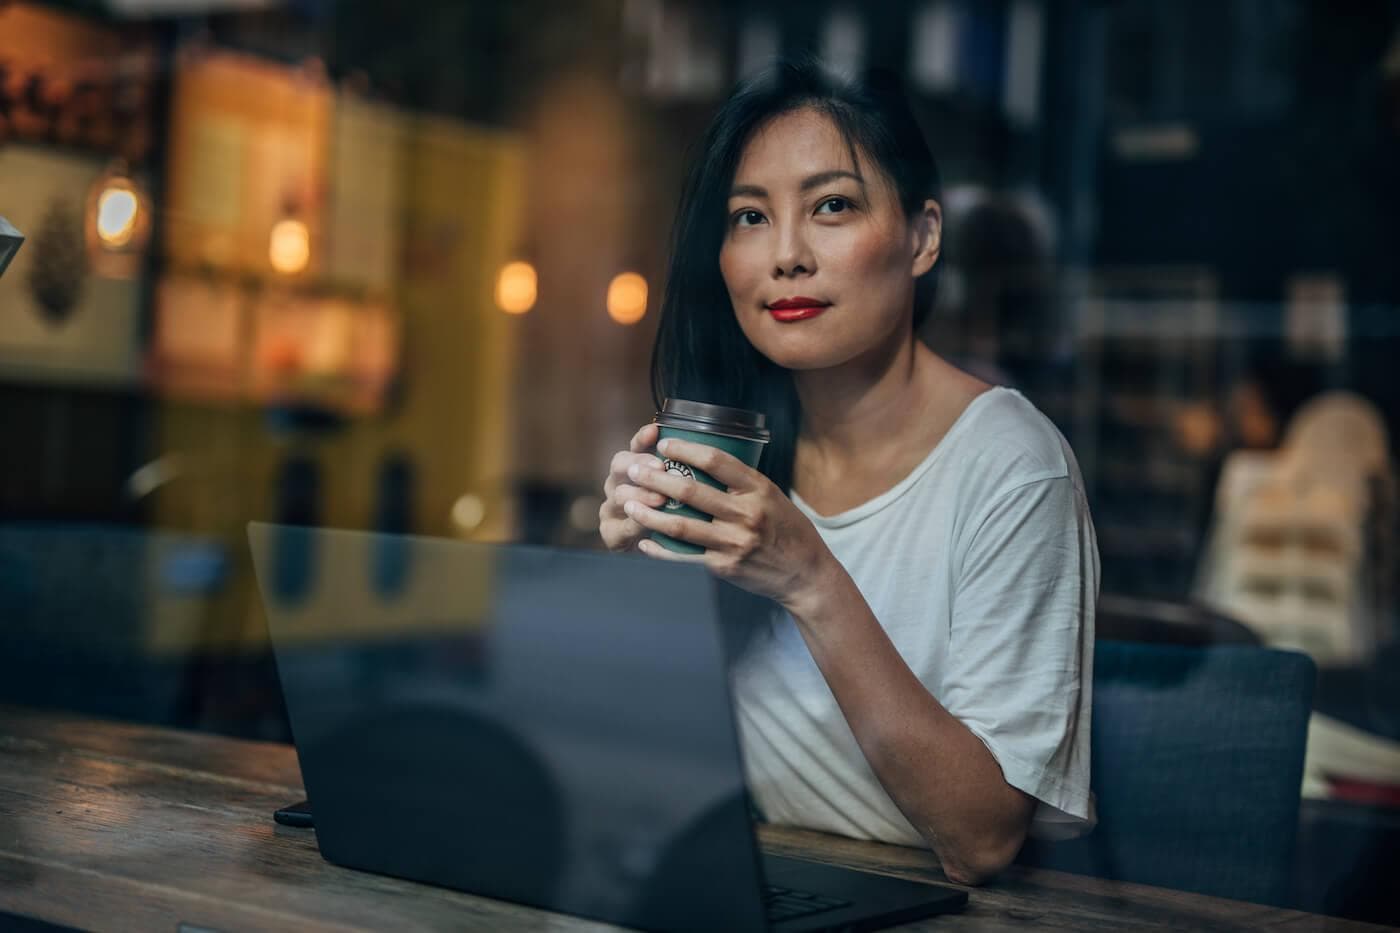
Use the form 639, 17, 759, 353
719, 106, 940, 372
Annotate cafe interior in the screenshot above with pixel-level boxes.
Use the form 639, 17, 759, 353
1, 0, 1398, 929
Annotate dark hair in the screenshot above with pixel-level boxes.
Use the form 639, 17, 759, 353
650, 59, 943, 497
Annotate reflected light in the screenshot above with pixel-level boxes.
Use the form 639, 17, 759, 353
569, 496, 603, 532
124, 454, 185, 501
96, 186, 140, 248
607, 272, 647, 325
270, 219, 311, 274
452, 494, 486, 532
496, 261, 537, 315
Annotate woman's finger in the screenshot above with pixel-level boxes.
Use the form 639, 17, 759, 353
636, 538, 707, 563
610, 449, 664, 482
626, 462, 737, 520
654, 437, 756, 490
600, 516, 645, 550
601, 485, 665, 522
615, 483, 667, 510
629, 422, 661, 454
606, 451, 663, 499
623, 500, 730, 551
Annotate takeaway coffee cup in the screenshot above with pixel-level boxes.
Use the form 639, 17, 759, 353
650, 399, 770, 554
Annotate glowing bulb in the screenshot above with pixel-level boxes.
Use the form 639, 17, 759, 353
495, 261, 537, 314
607, 272, 647, 325
451, 494, 486, 531
569, 496, 603, 532
269, 218, 311, 275
96, 186, 139, 248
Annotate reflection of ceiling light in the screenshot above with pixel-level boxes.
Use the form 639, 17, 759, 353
86, 167, 151, 278
569, 496, 603, 532
607, 272, 648, 325
269, 218, 310, 274
1112, 124, 1199, 161
451, 494, 486, 531
96, 186, 140, 248
495, 260, 537, 314
820, 8, 865, 81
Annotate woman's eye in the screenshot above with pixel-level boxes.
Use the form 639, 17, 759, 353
732, 209, 765, 227
816, 197, 850, 215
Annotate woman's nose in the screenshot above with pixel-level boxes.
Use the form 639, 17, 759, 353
772, 223, 815, 278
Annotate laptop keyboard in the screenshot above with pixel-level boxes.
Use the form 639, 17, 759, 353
763, 884, 852, 923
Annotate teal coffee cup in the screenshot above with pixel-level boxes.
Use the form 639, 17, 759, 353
650, 399, 770, 555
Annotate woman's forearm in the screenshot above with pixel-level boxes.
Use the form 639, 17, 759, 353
783, 557, 1035, 885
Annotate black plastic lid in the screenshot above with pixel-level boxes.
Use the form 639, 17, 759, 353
653, 398, 770, 443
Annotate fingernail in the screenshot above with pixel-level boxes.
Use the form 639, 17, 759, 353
648, 457, 663, 469
658, 439, 671, 453
627, 464, 640, 480
624, 501, 636, 516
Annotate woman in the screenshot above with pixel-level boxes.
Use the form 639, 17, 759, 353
597, 61, 1097, 885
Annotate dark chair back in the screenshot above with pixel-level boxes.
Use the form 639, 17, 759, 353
0, 522, 226, 725
1096, 594, 1261, 646
1018, 641, 1315, 906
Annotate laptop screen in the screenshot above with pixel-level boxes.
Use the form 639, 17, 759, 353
249, 522, 768, 931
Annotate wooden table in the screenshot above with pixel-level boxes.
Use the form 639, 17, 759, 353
0, 706, 1382, 932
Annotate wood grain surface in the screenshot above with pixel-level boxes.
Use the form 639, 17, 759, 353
0, 706, 1383, 932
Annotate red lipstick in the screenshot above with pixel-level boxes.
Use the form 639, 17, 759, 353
767, 297, 830, 322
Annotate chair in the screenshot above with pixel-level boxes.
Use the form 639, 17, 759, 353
1282, 391, 1390, 483
1017, 641, 1316, 906
1194, 391, 1395, 663
0, 522, 226, 726
1096, 593, 1260, 647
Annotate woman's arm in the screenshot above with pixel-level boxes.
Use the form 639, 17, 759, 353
621, 436, 1054, 883
785, 558, 1034, 885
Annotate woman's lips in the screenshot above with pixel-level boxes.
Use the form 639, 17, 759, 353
770, 306, 827, 322
767, 297, 830, 322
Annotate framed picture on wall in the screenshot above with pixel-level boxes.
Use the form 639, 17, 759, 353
0, 145, 143, 385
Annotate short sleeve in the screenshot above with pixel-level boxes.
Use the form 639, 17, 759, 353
943, 475, 1099, 832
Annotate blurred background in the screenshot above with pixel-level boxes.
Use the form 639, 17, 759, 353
1, 0, 1397, 922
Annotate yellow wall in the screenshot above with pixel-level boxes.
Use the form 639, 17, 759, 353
147, 111, 526, 655
164, 48, 332, 278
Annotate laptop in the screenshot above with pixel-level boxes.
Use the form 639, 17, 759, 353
249, 522, 966, 931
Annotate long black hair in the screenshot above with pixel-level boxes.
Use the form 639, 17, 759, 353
650, 59, 943, 497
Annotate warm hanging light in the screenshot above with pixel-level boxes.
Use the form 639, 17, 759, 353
96, 185, 140, 248
85, 164, 151, 278
269, 218, 311, 275
451, 493, 486, 531
495, 260, 537, 315
607, 271, 647, 325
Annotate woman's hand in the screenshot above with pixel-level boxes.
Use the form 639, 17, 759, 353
598, 423, 669, 553
623, 436, 834, 611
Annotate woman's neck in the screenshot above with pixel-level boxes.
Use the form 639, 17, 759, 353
793, 330, 931, 463
791, 336, 989, 505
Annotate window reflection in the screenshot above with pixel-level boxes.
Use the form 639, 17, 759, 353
0, 0, 1397, 925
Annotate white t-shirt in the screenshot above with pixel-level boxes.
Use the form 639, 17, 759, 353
732, 386, 1098, 845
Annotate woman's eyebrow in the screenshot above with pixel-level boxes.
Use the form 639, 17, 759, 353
799, 169, 864, 192
728, 170, 865, 200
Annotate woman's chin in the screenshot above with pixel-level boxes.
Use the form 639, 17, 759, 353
754, 341, 858, 373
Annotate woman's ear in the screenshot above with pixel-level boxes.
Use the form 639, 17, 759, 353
911, 199, 942, 277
